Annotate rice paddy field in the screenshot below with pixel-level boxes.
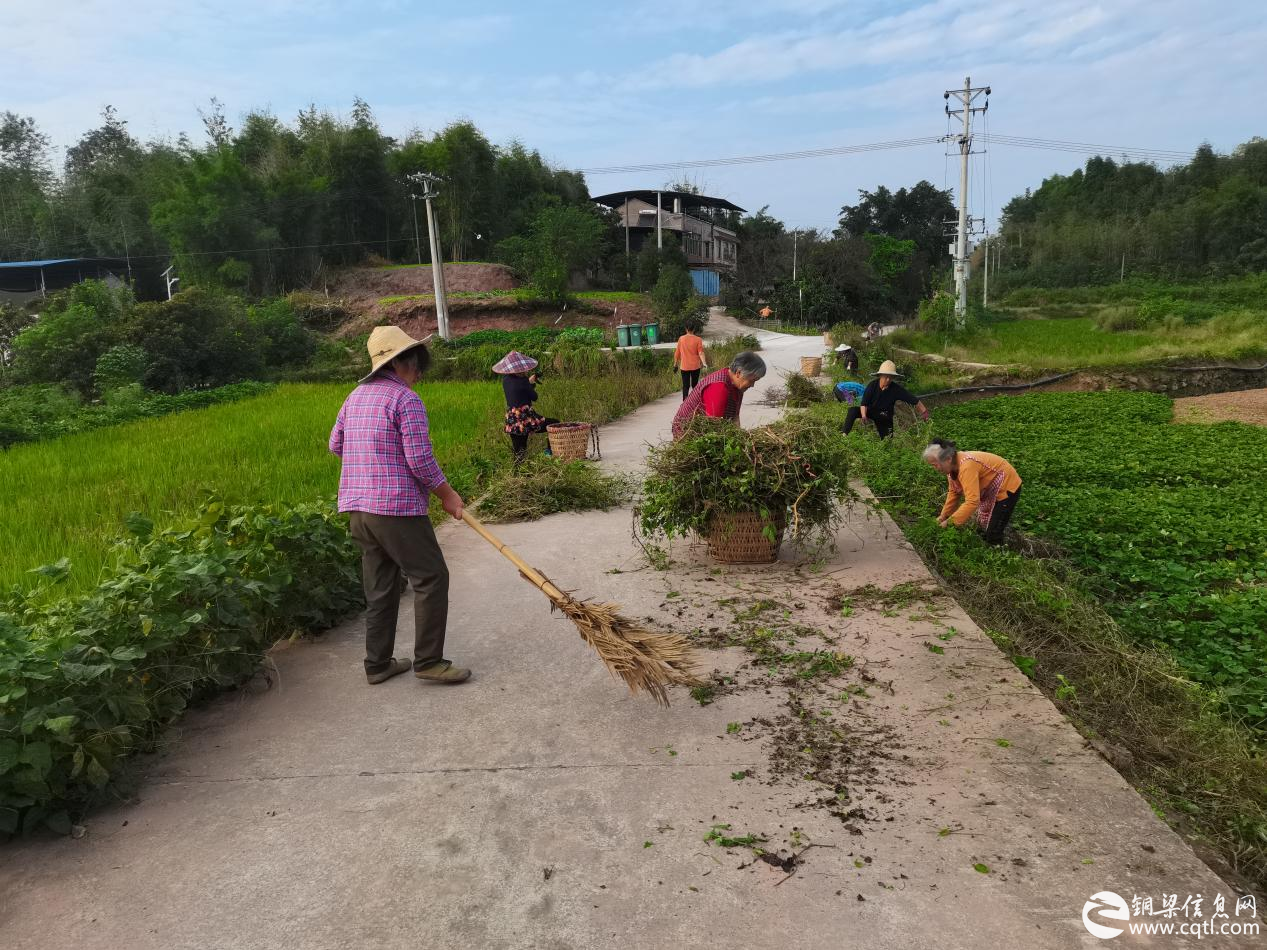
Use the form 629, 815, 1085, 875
892, 311, 1267, 370
0, 372, 673, 595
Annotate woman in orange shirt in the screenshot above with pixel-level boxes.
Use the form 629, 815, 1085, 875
922, 438, 1022, 544
672, 320, 709, 400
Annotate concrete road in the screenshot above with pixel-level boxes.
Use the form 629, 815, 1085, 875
0, 318, 1244, 950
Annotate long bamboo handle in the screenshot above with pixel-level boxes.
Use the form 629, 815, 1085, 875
461, 511, 569, 601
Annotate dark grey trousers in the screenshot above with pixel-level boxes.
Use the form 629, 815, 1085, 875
348, 512, 449, 675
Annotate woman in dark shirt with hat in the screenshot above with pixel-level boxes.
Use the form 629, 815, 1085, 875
841, 359, 929, 439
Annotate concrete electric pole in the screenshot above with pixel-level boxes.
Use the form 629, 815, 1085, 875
982, 231, 989, 309
407, 171, 451, 340
792, 229, 803, 324
942, 76, 990, 328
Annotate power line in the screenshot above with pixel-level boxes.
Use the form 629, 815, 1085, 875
579, 132, 1204, 177
580, 136, 944, 175
979, 134, 1193, 163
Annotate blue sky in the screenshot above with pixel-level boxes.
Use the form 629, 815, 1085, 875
5, 0, 1264, 230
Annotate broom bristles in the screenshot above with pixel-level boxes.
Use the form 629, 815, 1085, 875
541, 583, 702, 707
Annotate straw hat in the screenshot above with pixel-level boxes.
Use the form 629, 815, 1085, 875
835, 343, 853, 352
492, 350, 539, 375
360, 325, 428, 384
871, 359, 903, 378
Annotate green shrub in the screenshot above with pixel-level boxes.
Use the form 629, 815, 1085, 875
828, 322, 865, 349
1092, 306, 1146, 331
917, 292, 958, 331
652, 265, 694, 323
442, 327, 560, 351
0, 498, 362, 835
11, 282, 134, 394
1136, 295, 1220, 326
0, 422, 32, 451
658, 300, 709, 343
92, 344, 149, 394
249, 299, 317, 367
556, 326, 606, 346
0, 380, 274, 446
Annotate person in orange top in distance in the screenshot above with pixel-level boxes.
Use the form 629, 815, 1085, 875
672, 319, 709, 400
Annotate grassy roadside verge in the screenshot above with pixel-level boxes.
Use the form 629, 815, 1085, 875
828, 413, 1267, 893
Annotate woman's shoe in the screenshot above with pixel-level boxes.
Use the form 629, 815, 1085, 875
415, 659, 472, 683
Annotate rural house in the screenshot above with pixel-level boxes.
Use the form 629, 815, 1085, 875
593, 189, 743, 296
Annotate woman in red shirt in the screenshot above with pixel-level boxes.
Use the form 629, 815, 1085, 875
670, 351, 766, 439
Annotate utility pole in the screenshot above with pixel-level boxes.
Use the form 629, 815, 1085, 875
120, 220, 133, 283
624, 197, 631, 283
407, 171, 451, 340
161, 264, 179, 300
792, 229, 803, 324
408, 191, 423, 265
656, 191, 663, 249
982, 232, 989, 308
942, 76, 990, 328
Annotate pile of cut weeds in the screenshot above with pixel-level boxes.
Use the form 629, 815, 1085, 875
475, 456, 634, 522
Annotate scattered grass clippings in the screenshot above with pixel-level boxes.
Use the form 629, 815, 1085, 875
704, 824, 767, 849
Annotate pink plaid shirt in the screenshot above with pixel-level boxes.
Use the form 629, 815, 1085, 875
329, 372, 447, 516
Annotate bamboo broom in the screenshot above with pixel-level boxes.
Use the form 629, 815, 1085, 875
461, 511, 701, 706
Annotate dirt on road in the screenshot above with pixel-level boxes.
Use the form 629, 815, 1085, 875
1173, 387, 1267, 426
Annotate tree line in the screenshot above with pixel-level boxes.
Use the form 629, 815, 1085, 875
997, 137, 1267, 287
727, 181, 956, 326
0, 101, 593, 297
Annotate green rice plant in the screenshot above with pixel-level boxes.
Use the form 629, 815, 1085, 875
0, 366, 676, 595
891, 310, 1267, 370
0, 381, 275, 448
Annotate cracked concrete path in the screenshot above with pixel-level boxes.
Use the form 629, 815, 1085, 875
0, 320, 1241, 949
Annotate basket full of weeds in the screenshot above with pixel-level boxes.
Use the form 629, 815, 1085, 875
638, 416, 855, 563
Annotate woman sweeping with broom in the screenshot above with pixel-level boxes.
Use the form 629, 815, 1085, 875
332, 330, 699, 704
494, 350, 558, 464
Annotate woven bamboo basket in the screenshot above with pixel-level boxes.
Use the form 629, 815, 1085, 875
800, 356, 823, 377
547, 422, 592, 461
705, 511, 785, 564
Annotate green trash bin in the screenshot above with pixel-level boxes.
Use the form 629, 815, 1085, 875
627, 323, 643, 347
616, 324, 631, 348
643, 322, 659, 345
